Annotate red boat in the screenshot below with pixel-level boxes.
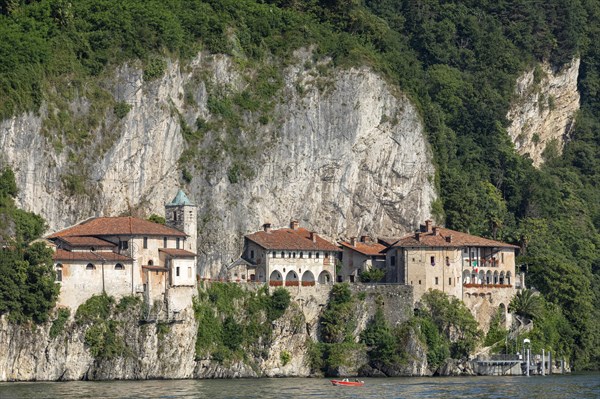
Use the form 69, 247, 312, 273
330, 379, 365, 387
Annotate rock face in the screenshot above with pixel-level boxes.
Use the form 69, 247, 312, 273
506, 59, 580, 167
0, 284, 429, 381
0, 51, 436, 278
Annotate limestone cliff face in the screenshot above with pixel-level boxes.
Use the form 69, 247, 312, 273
506, 59, 580, 167
0, 285, 428, 381
0, 51, 436, 278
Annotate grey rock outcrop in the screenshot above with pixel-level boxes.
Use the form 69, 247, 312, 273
1, 51, 436, 278
507, 58, 580, 167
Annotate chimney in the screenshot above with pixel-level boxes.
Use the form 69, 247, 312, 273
415, 232, 422, 241
432, 226, 439, 236
445, 235, 453, 243
263, 223, 271, 233
310, 232, 317, 243
360, 235, 370, 243
425, 219, 433, 233
290, 219, 299, 230
350, 237, 357, 246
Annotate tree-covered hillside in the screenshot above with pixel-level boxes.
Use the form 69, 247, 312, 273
0, 0, 598, 368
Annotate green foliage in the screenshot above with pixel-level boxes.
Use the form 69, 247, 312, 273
49, 308, 71, 339
0, 240, 59, 324
418, 290, 482, 361
147, 214, 166, 225
75, 293, 138, 359
484, 308, 508, 349
280, 350, 291, 366
156, 321, 170, 339
113, 101, 132, 119
508, 289, 543, 320
320, 283, 355, 343
116, 295, 141, 312
192, 283, 291, 362
359, 268, 385, 283
360, 306, 405, 368
75, 293, 114, 325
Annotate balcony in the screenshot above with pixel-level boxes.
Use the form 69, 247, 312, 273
463, 283, 512, 289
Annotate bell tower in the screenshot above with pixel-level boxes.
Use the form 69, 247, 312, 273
165, 189, 197, 252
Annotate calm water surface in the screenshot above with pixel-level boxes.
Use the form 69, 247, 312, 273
0, 374, 598, 399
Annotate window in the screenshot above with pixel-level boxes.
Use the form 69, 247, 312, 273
308, 252, 312, 258
293, 252, 296, 258
300, 252, 303, 258
501, 253, 504, 263
115, 263, 124, 270
120, 240, 129, 250
55, 264, 62, 282
449, 277, 452, 285
148, 260, 154, 266
143, 237, 148, 249
86, 263, 95, 270
445, 256, 450, 266
272, 252, 276, 258
250, 250, 255, 259
281, 251, 284, 258
242, 274, 246, 280
188, 267, 192, 278
325, 252, 329, 258
418, 280, 421, 285
176, 267, 180, 277
391, 256, 396, 266
316, 252, 320, 259
435, 277, 439, 285
430, 256, 435, 266
173, 211, 177, 221
176, 238, 180, 249
163, 237, 167, 248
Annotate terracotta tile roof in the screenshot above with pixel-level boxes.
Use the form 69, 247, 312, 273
53, 249, 132, 262
246, 227, 341, 252
57, 236, 116, 248
159, 248, 196, 257
340, 240, 387, 256
392, 226, 518, 249
48, 216, 187, 238
378, 237, 400, 247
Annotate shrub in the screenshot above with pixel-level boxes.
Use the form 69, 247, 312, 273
113, 101, 132, 119
359, 268, 385, 283
49, 308, 71, 338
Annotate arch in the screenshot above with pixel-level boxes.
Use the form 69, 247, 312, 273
506, 271, 512, 285
318, 270, 333, 285
148, 259, 154, 266
462, 270, 471, 284
478, 270, 485, 284
493, 270, 499, 284
301, 270, 315, 287
486, 270, 492, 284
285, 270, 299, 286
269, 270, 282, 286
499, 271, 505, 285
55, 263, 63, 282
115, 263, 124, 270
86, 263, 95, 270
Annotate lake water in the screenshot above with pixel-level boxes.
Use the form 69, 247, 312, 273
0, 374, 598, 399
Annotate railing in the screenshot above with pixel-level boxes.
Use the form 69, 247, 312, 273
269, 280, 283, 287
285, 280, 299, 287
302, 281, 316, 287
463, 283, 512, 288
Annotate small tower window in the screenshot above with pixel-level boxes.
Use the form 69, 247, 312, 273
176, 238, 180, 249
143, 237, 148, 249
115, 263, 124, 270
300, 252, 303, 258
316, 252, 320, 259
272, 252, 276, 258
148, 260, 154, 266
173, 211, 177, 221
308, 252, 312, 258
176, 267, 180, 277
163, 237, 167, 248
55, 264, 63, 282
86, 263, 95, 270
435, 277, 439, 285
281, 251, 284, 258
250, 250, 255, 259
